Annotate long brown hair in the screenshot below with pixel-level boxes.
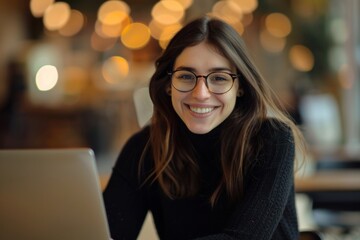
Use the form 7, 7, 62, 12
146, 16, 306, 205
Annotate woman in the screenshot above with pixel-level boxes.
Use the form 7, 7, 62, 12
103, 16, 307, 240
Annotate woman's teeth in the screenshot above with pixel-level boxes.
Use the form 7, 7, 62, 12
190, 106, 214, 114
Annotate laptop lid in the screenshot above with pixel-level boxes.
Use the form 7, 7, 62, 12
0, 148, 110, 240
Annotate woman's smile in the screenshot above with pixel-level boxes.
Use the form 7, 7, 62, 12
188, 104, 216, 114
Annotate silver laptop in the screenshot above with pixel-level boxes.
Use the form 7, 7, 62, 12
0, 148, 111, 240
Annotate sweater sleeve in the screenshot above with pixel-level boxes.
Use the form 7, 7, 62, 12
194, 122, 298, 240
103, 127, 151, 240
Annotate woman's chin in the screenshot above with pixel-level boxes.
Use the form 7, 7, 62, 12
185, 123, 214, 135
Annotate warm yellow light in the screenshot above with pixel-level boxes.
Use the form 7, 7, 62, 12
242, 13, 253, 27
173, 0, 193, 9
231, 21, 245, 35
260, 30, 286, 53
149, 19, 166, 40
157, 24, 182, 49
159, 39, 169, 50
159, 24, 182, 41
95, 18, 131, 38
229, 0, 258, 14
63, 66, 88, 95
100, 22, 123, 38
43, 2, 71, 31
289, 45, 314, 72
90, 31, 117, 52
212, 0, 243, 23
152, 0, 185, 25
95, 16, 131, 39
58, 10, 85, 37
35, 65, 58, 91
121, 23, 151, 49
30, 0, 55, 18
102, 56, 129, 84
265, 13, 292, 38
98, 0, 130, 25
102, 11, 129, 26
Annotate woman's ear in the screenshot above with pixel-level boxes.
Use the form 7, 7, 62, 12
166, 85, 171, 95
237, 88, 244, 97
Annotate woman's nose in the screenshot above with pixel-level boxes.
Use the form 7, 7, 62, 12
191, 77, 211, 99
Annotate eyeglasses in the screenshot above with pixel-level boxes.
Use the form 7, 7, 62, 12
168, 70, 239, 94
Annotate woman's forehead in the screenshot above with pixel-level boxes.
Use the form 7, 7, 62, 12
174, 42, 234, 71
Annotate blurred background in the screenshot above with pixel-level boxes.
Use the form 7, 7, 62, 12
0, 0, 359, 239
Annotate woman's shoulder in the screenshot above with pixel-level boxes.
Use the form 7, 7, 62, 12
249, 118, 296, 170
116, 125, 151, 164
125, 125, 151, 148
259, 118, 294, 144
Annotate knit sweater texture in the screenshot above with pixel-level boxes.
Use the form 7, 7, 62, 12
103, 120, 299, 240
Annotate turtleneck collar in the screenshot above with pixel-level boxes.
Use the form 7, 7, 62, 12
177, 117, 223, 148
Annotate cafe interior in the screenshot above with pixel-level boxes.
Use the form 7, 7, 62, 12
0, 0, 359, 239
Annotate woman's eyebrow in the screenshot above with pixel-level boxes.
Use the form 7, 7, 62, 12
209, 67, 233, 72
173, 66, 196, 71
174, 66, 233, 72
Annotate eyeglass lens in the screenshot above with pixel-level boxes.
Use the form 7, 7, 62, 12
171, 70, 234, 94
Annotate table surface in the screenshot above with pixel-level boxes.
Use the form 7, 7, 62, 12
100, 170, 360, 192
295, 170, 360, 192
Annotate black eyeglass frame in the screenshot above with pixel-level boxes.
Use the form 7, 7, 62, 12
168, 69, 240, 95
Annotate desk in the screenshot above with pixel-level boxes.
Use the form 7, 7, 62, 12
295, 170, 360, 192
100, 171, 360, 194
295, 170, 360, 213
100, 171, 360, 193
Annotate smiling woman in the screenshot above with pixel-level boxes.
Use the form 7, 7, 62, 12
103, 15, 308, 240
169, 42, 239, 134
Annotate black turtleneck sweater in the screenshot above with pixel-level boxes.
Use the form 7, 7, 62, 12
103, 120, 299, 240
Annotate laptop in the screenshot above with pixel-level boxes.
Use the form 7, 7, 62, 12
0, 148, 111, 240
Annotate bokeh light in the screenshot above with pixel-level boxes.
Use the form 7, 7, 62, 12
149, 19, 167, 40
229, 0, 258, 14
121, 23, 151, 49
98, 0, 130, 26
151, 0, 185, 25
211, 0, 244, 24
174, 0, 193, 9
35, 65, 59, 91
260, 29, 286, 53
30, 0, 55, 18
242, 13, 254, 27
265, 13, 292, 38
58, 10, 85, 37
158, 23, 183, 49
289, 45, 314, 72
95, 15, 132, 38
90, 31, 117, 52
102, 56, 129, 84
63, 66, 88, 95
231, 21, 245, 35
43, 2, 71, 31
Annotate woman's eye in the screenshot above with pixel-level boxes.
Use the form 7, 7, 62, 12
211, 75, 229, 82
178, 74, 194, 80
214, 76, 227, 81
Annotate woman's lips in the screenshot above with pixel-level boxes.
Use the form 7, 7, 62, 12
187, 104, 217, 114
